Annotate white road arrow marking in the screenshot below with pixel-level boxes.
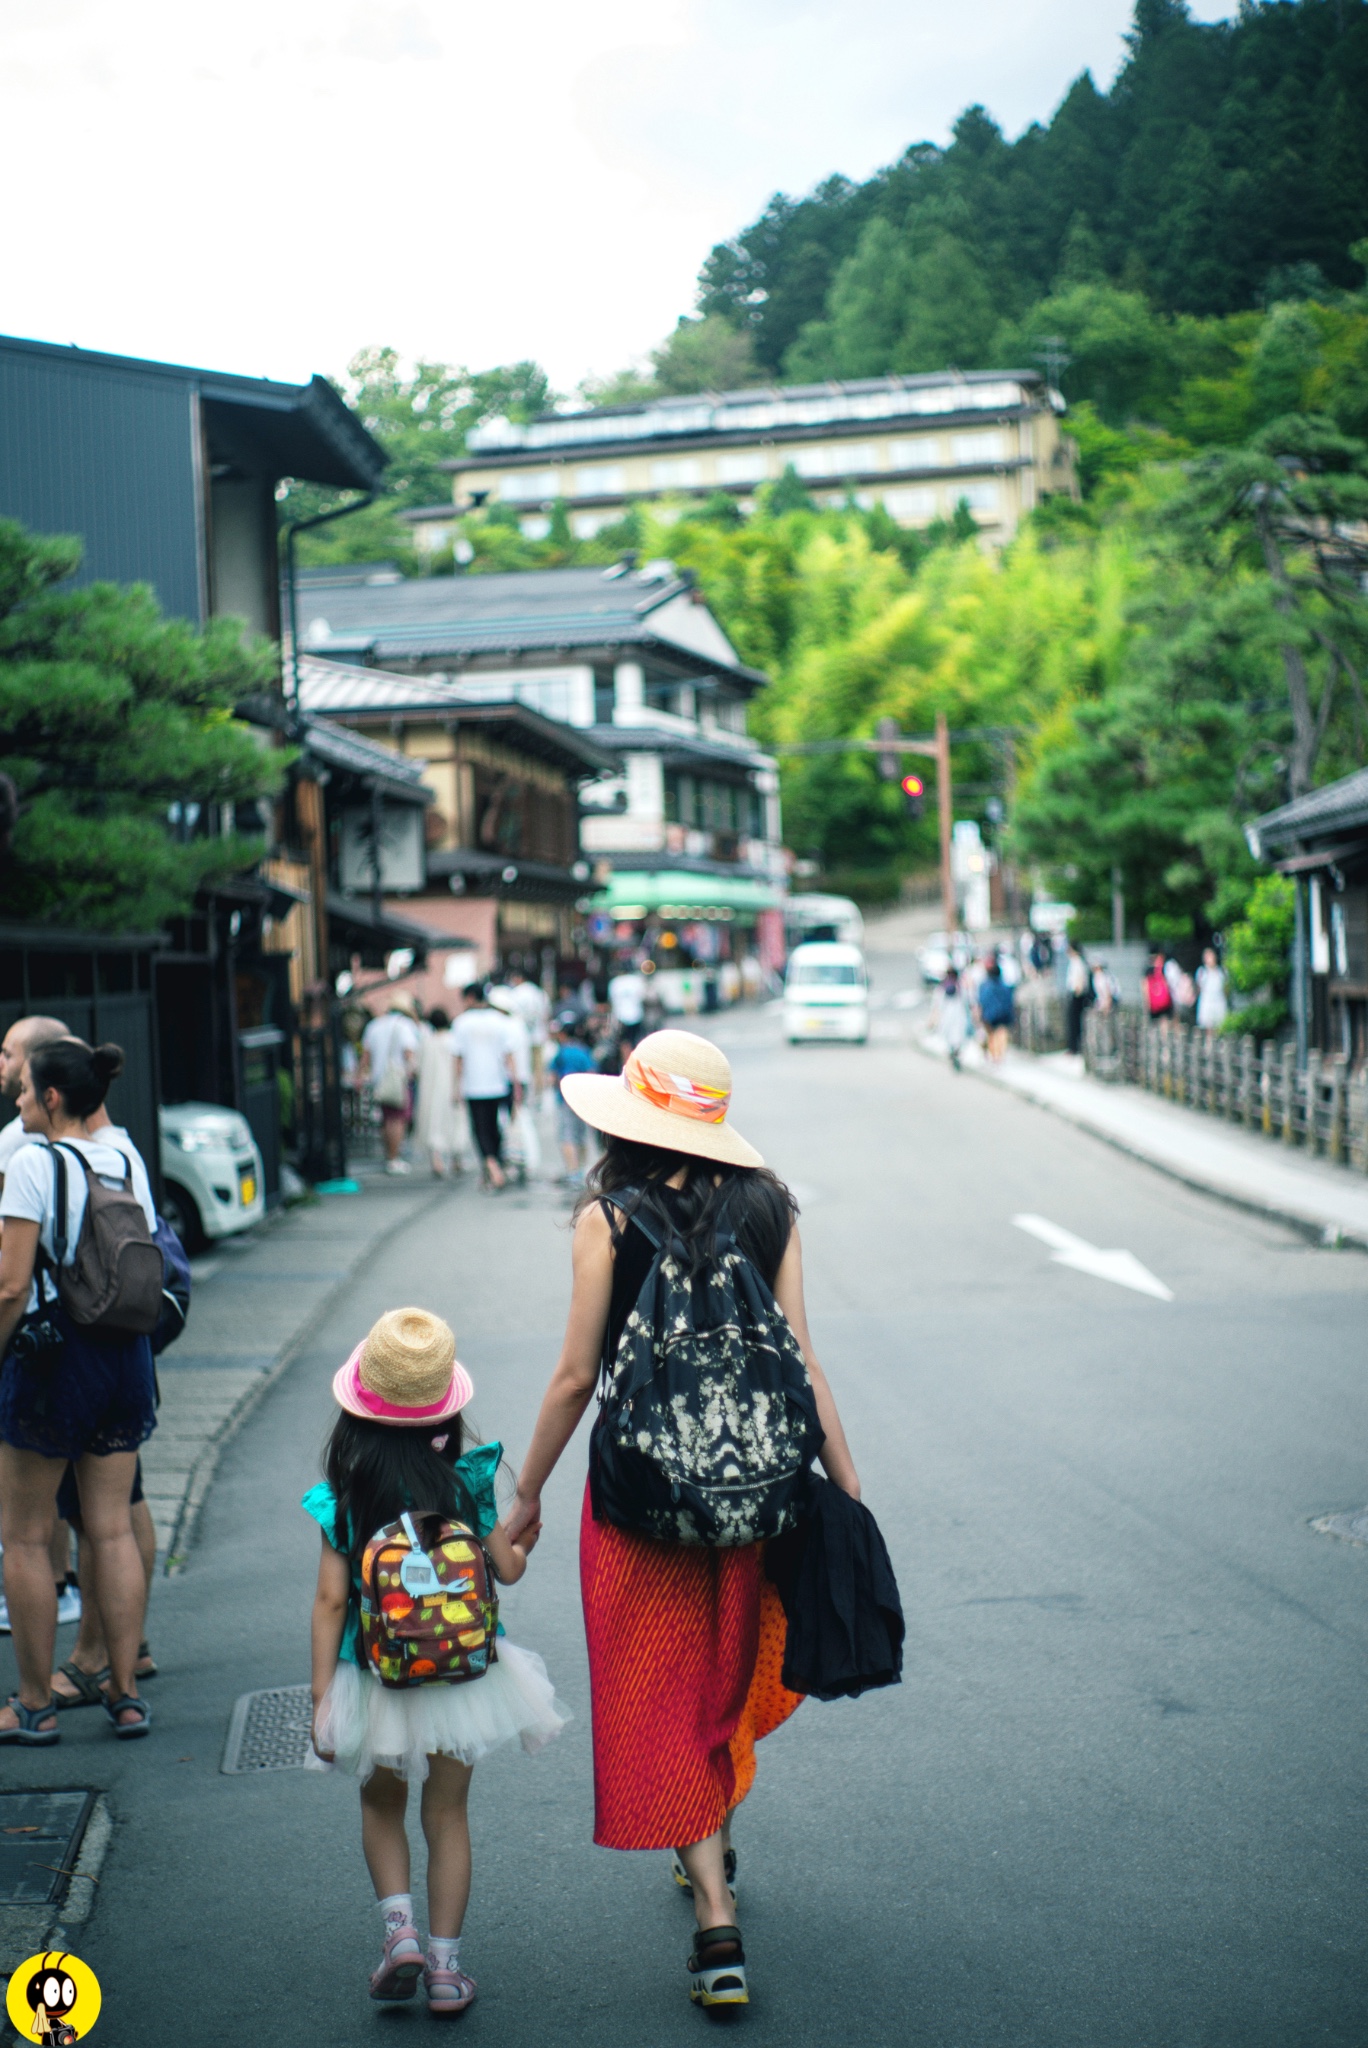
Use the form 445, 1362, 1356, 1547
1011, 1214, 1173, 1301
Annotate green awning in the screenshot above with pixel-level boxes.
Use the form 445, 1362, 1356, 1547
591, 870, 784, 918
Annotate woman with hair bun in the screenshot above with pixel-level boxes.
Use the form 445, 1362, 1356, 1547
0, 1038, 158, 1744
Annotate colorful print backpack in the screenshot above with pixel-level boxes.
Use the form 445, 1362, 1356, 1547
359, 1510, 498, 1688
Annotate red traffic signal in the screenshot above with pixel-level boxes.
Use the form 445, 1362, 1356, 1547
900, 774, 924, 798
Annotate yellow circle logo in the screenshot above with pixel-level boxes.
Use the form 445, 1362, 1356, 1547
5, 1951, 101, 2041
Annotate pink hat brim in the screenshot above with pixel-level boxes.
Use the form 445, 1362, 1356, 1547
331, 1342, 474, 1425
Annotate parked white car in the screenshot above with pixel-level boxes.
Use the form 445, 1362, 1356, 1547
159, 1102, 265, 1250
784, 942, 869, 1044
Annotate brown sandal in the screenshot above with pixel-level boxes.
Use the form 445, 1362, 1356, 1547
52, 1660, 110, 1709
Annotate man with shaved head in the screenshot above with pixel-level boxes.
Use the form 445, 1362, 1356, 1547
0, 1016, 71, 1184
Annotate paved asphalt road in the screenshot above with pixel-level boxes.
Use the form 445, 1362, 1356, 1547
20, 956, 1368, 2046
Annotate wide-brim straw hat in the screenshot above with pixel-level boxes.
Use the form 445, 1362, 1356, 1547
560, 1028, 763, 1168
332, 1307, 474, 1425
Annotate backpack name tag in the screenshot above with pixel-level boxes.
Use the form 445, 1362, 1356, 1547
400, 1551, 439, 1595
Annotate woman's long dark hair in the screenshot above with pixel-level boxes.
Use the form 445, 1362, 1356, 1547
323, 1411, 475, 1573
575, 1135, 797, 1286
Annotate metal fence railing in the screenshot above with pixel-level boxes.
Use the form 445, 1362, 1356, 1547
1082, 1010, 1368, 1172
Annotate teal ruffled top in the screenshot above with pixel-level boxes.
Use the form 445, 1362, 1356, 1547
302, 1439, 503, 1664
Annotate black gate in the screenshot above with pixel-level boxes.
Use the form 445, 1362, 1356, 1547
0, 926, 164, 1201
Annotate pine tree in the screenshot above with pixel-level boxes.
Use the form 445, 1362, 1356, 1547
0, 521, 284, 931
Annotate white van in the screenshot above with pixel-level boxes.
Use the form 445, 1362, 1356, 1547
784, 941, 869, 1044
784, 893, 865, 949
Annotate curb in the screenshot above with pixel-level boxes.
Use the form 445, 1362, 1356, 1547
914, 1033, 1368, 1255
162, 1182, 454, 1572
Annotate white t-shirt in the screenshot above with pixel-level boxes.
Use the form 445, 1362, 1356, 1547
0, 1115, 30, 1179
452, 1008, 517, 1099
505, 981, 550, 1047
608, 973, 646, 1026
362, 1013, 421, 1081
1, 1132, 156, 1314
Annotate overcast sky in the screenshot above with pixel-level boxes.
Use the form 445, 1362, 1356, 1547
0, 0, 1234, 395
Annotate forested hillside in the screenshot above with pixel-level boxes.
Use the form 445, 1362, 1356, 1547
698, 0, 1368, 385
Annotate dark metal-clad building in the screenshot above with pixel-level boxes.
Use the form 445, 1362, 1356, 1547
0, 331, 385, 632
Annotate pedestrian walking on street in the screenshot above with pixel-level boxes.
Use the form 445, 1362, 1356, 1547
362, 995, 422, 1175
1145, 949, 1174, 1022
934, 967, 970, 1070
506, 1029, 862, 2012
306, 1307, 569, 2017
549, 1022, 596, 1183
977, 956, 1016, 1063
0, 1038, 159, 1743
1064, 941, 1093, 1056
1196, 946, 1228, 1032
413, 1009, 465, 1178
452, 985, 519, 1191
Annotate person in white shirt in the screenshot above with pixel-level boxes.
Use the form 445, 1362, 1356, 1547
607, 968, 648, 1050
1195, 947, 1228, 1032
0, 1016, 71, 1189
502, 969, 550, 1095
0, 1038, 158, 1741
361, 997, 423, 1174
452, 986, 519, 1190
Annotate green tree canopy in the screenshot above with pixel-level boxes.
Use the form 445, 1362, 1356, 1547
0, 521, 283, 931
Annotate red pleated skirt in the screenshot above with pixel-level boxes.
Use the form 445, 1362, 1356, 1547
579, 1480, 804, 1851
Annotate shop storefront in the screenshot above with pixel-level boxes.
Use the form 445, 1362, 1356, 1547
585, 869, 785, 1012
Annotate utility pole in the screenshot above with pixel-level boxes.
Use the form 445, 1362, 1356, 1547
935, 709, 955, 936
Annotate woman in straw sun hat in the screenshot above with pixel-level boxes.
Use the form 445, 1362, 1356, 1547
304, 1306, 569, 2017
505, 1028, 861, 2010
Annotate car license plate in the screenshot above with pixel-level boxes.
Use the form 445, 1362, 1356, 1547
238, 1173, 257, 1207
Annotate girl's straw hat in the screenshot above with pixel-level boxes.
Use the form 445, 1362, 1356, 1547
332, 1307, 474, 1426
560, 1028, 763, 1169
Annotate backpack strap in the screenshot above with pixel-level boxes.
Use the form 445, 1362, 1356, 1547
600, 1189, 664, 1252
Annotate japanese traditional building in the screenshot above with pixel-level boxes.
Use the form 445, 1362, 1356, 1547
1249, 767, 1368, 1067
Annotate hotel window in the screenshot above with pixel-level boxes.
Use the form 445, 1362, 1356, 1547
571, 510, 614, 539
951, 431, 1006, 464
665, 773, 697, 826
882, 486, 939, 521
519, 514, 552, 539
501, 469, 558, 503
958, 482, 1001, 512
575, 464, 625, 497
718, 450, 767, 484
649, 456, 703, 489
889, 437, 940, 470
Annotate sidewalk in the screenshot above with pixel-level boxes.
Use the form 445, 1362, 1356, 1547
144, 1168, 450, 1568
923, 1037, 1368, 1250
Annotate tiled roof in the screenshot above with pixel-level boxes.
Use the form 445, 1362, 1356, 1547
1252, 767, 1368, 849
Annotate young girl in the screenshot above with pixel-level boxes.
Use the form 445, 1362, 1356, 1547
306, 1306, 569, 2015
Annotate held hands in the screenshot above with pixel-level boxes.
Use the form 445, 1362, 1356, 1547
503, 1490, 542, 1550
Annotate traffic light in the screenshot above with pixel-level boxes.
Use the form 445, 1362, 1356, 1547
901, 772, 925, 820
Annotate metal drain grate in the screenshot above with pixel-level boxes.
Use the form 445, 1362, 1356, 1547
221, 1684, 315, 1773
1312, 1507, 1368, 1545
0, 1789, 95, 1903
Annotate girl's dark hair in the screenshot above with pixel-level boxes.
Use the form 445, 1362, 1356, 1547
575, 1134, 797, 1285
29, 1037, 123, 1119
323, 1410, 475, 1573
428, 1007, 451, 1032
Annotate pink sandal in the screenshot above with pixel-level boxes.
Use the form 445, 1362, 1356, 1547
424, 1962, 477, 2015
369, 1924, 423, 2002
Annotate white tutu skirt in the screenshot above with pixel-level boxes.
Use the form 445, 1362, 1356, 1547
317, 1642, 571, 1783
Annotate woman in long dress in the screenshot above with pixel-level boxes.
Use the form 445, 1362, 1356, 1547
414, 1009, 465, 1177
505, 1029, 860, 2010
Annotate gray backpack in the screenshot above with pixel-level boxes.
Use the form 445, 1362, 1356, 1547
45, 1141, 163, 1337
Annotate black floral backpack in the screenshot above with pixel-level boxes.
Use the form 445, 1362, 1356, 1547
591, 1193, 824, 1547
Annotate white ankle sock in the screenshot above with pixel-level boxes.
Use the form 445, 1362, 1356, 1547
428, 1936, 461, 1971
378, 1892, 415, 1939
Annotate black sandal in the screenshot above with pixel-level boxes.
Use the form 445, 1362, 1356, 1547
688, 1926, 747, 2009
102, 1692, 151, 1740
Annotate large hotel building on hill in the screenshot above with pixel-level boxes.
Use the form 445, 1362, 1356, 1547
406, 370, 1077, 553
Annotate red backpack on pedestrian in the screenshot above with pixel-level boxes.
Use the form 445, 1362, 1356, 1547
1145, 967, 1173, 1018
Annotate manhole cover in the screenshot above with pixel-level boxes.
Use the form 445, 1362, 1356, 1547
1312, 1508, 1368, 1545
0, 1790, 95, 1904
221, 1685, 314, 1773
